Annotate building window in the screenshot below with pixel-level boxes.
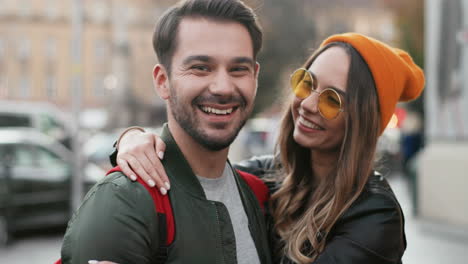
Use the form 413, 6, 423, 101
0, 75, 8, 97
94, 39, 109, 60
0, 39, 5, 60
2, 0, 15, 17
90, 1, 110, 24
19, 76, 30, 98
17, 38, 31, 61
45, 37, 57, 61
45, 0, 59, 20
93, 76, 106, 98
19, 0, 32, 17
0, 40, 5, 97
45, 74, 57, 99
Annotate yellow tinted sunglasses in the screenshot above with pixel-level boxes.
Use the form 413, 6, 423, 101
290, 68, 344, 120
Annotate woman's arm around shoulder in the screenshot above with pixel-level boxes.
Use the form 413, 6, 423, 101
233, 154, 279, 178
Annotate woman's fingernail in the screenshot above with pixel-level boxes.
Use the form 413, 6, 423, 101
165, 182, 171, 190
158, 151, 164, 160
88, 260, 99, 264
130, 175, 137, 181
148, 180, 156, 187
160, 187, 167, 195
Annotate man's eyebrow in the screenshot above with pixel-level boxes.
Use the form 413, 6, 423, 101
182, 55, 255, 67
182, 55, 212, 65
232, 57, 255, 66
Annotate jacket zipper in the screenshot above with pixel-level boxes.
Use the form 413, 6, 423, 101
213, 201, 226, 264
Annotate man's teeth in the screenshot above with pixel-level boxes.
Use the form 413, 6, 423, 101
300, 117, 323, 130
201, 106, 234, 115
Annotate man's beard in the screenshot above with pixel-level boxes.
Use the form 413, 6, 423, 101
169, 88, 250, 151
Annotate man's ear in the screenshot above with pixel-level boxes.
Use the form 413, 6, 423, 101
153, 64, 170, 99
254, 62, 260, 80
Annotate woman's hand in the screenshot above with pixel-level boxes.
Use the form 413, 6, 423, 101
116, 128, 170, 195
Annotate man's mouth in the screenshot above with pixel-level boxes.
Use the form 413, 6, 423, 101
199, 106, 237, 116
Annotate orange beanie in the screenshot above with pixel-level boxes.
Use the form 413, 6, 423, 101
320, 33, 425, 134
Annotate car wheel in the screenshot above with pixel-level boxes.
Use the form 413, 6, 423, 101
0, 215, 9, 247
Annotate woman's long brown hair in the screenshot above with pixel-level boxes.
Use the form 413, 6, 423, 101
270, 42, 381, 263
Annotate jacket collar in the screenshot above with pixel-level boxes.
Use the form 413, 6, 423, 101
160, 123, 209, 199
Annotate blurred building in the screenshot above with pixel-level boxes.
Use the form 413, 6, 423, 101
306, 0, 396, 44
421, 0, 468, 230
0, 0, 174, 129
0, 0, 402, 131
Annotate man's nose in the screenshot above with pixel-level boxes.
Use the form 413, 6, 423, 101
208, 70, 235, 96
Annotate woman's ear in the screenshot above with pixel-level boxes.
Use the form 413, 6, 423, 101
153, 64, 170, 99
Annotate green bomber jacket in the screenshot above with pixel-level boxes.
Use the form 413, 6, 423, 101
61, 125, 272, 264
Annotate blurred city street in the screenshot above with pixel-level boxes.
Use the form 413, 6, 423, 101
1, 173, 467, 264
0, 230, 62, 263
390, 175, 468, 263
1, 0, 468, 263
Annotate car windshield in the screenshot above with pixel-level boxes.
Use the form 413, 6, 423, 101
0, 114, 31, 127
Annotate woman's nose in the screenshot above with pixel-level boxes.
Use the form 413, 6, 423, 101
300, 89, 320, 114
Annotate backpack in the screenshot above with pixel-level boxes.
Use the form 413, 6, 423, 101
54, 166, 269, 264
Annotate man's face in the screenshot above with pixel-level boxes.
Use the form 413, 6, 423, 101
164, 18, 258, 151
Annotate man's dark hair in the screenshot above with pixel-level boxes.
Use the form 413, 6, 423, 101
153, 0, 262, 75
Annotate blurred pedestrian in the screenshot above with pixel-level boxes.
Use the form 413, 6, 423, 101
400, 109, 423, 175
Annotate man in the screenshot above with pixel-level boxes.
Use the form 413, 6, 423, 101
60, 0, 272, 263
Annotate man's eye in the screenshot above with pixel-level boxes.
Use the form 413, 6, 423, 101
231, 66, 250, 72
191, 65, 210, 71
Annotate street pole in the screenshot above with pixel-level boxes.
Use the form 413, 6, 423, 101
110, 1, 131, 128
70, 0, 84, 212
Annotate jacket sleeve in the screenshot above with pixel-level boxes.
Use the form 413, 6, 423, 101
61, 174, 159, 264
233, 155, 281, 194
109, 146, 118, 167
314, 192, 406, 264
233, 155, 278, 178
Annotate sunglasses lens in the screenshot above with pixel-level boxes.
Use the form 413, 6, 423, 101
291, 69, 312, 99
319, 89, 342, 119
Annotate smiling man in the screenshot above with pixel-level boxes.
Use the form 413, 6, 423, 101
59, 0, 272, 264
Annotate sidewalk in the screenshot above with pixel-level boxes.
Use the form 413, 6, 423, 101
388, 174, 468, 263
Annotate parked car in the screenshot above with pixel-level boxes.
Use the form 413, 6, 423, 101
83, 131, 120, 171
0, 100, 73, 148
0, 128, 105, 246
83, 126, 164, 171
231, 117, 279, 161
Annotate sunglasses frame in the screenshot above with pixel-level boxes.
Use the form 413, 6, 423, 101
290, 68, 345, 120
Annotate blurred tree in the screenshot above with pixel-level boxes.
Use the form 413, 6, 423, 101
248, 0, 317, 114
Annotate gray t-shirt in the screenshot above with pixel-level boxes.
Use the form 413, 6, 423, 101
197, 163, 261, 264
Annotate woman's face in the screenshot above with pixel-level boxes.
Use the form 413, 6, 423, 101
291, 46, 350, 152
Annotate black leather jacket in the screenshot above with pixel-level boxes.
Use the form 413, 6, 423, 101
235, 155, 406, 264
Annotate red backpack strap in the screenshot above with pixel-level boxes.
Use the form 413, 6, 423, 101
107, 166, 175, 245
236, 169, 270, 211
54, 168, 175, 264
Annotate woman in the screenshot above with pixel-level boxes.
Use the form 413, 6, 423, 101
111, 33, 424, 263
